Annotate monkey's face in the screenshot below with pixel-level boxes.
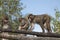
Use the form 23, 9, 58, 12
3, 17, 9, 23
28, 14, 35, 22
28, 16, 32, 22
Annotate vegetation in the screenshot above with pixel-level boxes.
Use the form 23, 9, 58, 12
0, 0, 23, 30
0, 0, 60, 40
52, 9, 60, 33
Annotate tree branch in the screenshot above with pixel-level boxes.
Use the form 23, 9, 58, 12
0, 29, 60, 38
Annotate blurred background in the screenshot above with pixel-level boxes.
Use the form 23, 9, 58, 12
0, 0, 60, 35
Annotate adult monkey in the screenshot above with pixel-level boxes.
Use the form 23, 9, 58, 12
27, 14, 52, 33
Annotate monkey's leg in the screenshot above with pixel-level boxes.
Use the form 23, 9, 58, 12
29, 23, 35, 31
39, 23, 45, 33
46, 20, 52, 33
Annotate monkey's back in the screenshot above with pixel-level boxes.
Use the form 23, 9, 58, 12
33, 14, 51, 24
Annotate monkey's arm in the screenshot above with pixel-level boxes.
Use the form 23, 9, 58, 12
21, 23, 28, 29
18, 26, 22, 30
29, 23, 35, 31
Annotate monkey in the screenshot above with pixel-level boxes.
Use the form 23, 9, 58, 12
1, 15, 10, 40
18, 18, 30, 36
18, 18, 35, 31
27, 14, 52, 33
18, 18, 29, 31
1, 15, 9, 29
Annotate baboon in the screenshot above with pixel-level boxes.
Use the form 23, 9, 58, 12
28, 14, 52, 33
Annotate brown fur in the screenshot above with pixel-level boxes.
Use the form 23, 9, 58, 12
28, 14, 52, 33
18, 18, 29, 31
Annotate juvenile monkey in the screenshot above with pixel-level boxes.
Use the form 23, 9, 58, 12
28, 14, 52, 33
18, 18, 29, 31
18, 18, 30, 36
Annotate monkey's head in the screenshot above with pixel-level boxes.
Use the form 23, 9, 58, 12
2, 15, 8, 21
19, 18, 27, 27
19, 18, 26, 24
19, 18, 24, 22
28, 14, 35, 22
2, 15, 9, 23
3, 15, 8, 20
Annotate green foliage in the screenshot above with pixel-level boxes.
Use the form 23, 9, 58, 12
52, 9, 60, 33
0, 0, 23, 30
